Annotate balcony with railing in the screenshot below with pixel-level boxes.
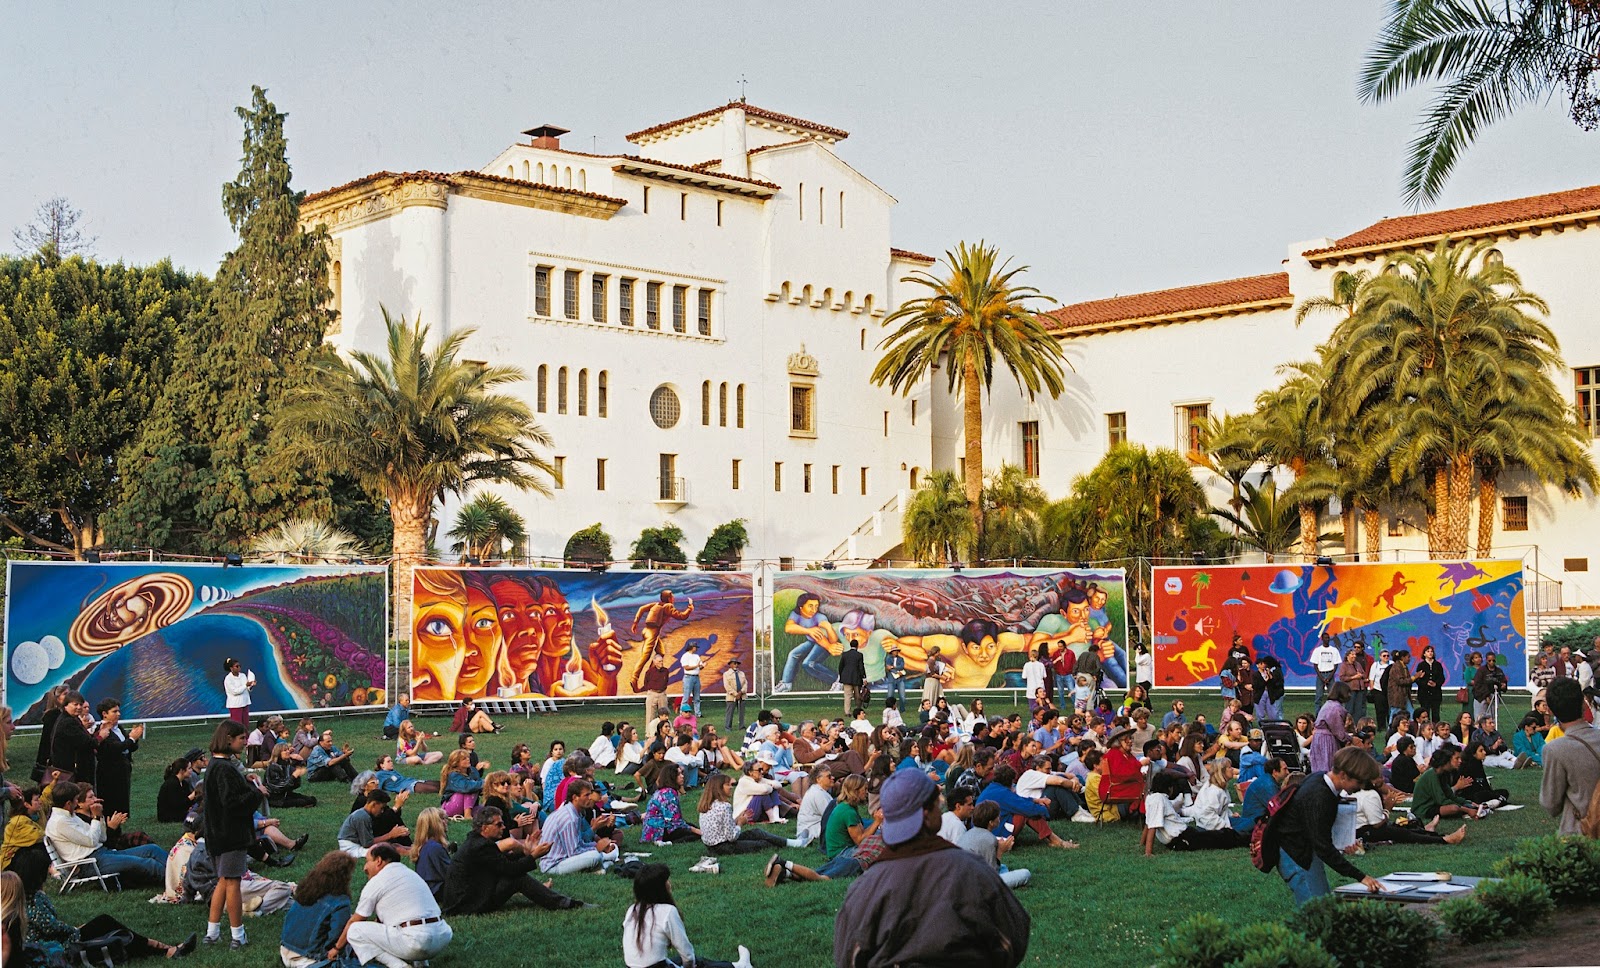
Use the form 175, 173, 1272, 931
656, 476, 687, 510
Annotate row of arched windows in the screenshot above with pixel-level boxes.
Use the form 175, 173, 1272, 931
777, 282, 875, 315
511, 160, 588, 192
536, 365, 608, 417
701, 380, 746, 428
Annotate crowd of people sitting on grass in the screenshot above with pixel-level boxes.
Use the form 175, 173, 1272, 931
0, 642, 1592, 968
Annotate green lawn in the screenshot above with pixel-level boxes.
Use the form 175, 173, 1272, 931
22, 691, 1551, 968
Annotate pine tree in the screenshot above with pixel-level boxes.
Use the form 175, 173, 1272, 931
111, 86, 337, 552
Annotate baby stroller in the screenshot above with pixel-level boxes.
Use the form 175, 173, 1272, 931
1259, 719, 1306, 773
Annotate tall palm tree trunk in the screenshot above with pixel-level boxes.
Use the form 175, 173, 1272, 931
1363, 506, 1383, 560
1430, 466, 1451, 559
391, 493, 432, 638
1341, 504, 1357, 558
962, 357, 985, 539
1299, 503, 1319, 562
1477, 473, 1497, 558
1449, 454, 1476, 559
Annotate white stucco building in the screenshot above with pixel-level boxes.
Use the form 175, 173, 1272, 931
301, 102, 937, 565
970, 183, 1600, 607
303, 100, 1600, 605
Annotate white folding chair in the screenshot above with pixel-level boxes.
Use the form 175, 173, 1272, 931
44, 837, 120, 893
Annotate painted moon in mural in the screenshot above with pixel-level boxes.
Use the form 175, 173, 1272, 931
10, 642, 49, 684
39, 635, 65, 669
1427, 596, 1451, 614
69, 573, 195, 656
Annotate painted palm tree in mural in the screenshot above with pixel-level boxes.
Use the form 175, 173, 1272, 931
280, 309, 556, 632
872, 241, 1067, 534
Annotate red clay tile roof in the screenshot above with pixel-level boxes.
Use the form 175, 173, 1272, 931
303, 170, 454, 205
1303, 183, 1600, 260
627, 102, 849, 143
302, 169, 627, 208
890, 247, 937, 264
612, 155, 782, 191
747, 139, 813, 157
1044, 272, 1291, 332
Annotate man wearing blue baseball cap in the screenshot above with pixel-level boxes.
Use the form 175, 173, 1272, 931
833, 769, 1030, 967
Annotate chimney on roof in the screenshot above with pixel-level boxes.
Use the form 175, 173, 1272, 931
523, 124, 570, 149
721, 104, 749, 179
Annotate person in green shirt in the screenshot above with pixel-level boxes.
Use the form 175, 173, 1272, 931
764, 775, 881, 886
1411, 748, 1481, 823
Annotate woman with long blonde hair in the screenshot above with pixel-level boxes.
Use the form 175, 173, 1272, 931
396, 720, 443, 765
410, 807, 452, 898
440, 749, 482, 819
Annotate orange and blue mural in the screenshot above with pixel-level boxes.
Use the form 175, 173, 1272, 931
1151, 560, 1526, 688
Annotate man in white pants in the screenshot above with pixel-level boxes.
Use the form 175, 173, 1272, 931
332, 844, 452, 968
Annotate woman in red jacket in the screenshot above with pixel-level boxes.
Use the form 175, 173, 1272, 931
1103, 727, 1146, 812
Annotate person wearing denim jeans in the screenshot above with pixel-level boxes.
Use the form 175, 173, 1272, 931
883, 644, 907, 708
44, 782, 168, 884
776, 594, 840, 692
680, 651, 703, 716
1269, 747, 1386, 907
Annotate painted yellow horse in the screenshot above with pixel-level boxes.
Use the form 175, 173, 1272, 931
1176, 638, 1218, 680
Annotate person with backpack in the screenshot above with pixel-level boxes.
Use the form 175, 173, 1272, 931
1539, 678, 1600, 835
1257, 746, 1386, 906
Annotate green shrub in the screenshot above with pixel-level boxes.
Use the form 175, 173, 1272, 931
564, 523, 614, 565
1491, 834, 1600, 903
1438, 874, 1553, 943
1539, 617, 1600, 655
1155, 915, 1334, 968
1437, 895, 1508, 943
696, 518, 749, 567
629, 525, 686, 568
1288, 895, 1437, 968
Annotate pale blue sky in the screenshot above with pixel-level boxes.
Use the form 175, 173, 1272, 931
4, 2, 1596, 303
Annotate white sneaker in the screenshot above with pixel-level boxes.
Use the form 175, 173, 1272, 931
733, 945, 754, 968
772, 682, 792, 694
792, 828, 815, 847
828, 681, 844, 693
1071, 809, 1096, 824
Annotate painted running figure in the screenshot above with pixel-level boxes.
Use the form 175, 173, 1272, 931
629, 591, 694, 692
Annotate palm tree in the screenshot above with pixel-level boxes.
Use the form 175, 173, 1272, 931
1211, 478, 1336, 562
1248, 360, 1337, 561
1467, 382, 1597, 555
1360, 0, 1600, 205
980, 463, 1049, 561
902, 470, 977, 566
872, 241, 1067, 532
249, 518, 368, 563
447, 493, 528, 561
280, 309, 555, 632
1194, 412, 1261, 531
1321, 237, 1586, 558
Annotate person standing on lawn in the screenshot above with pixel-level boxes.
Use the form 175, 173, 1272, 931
202, 719, 263, 949
834, 769, 1030, 967
222, 658, 255, 726
723, 659, 748, 731
1267, 746, 1386, 907
1539, 678, 1600, 835
838, 639, 867, 716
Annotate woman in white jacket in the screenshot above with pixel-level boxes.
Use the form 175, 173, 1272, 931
1185, 758, 1237, 832
223, 657, 255, 725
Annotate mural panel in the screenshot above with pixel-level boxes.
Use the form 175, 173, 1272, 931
410, 568, 753, 700
1151, 560, 1526, 689
4, 561, 389, 724
771, 568, 1128, 694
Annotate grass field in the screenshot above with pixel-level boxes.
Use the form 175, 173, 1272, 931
17, 690, 1552, 968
